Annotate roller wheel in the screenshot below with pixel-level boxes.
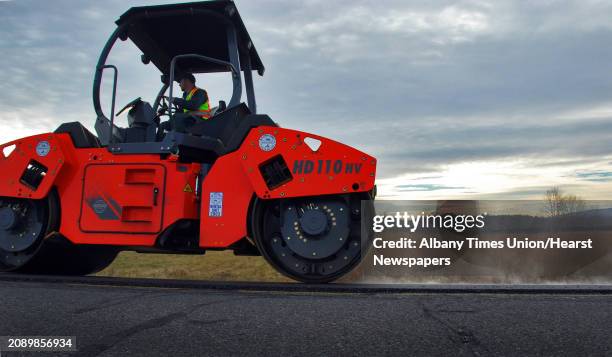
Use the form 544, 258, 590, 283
0, 194, 57, 272
251, 193, 374, 283
0, 192, 118, 275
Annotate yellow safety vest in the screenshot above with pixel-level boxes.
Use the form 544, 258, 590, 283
184, 87, 211, 119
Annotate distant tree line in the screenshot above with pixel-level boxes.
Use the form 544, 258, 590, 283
543, 187, 586, 217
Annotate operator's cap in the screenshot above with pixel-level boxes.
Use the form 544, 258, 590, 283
178, 72, 196, 83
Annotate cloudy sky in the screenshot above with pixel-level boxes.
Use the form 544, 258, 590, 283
1, 0, 612, 200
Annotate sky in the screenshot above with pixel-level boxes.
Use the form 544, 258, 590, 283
1, 0, 612, 200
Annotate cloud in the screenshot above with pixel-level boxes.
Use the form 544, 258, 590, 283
576, 171, 612, 182
1, 0, 612, 199
395, 184, 467, 192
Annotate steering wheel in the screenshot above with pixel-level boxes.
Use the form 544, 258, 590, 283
158, 96, 180, 117
156, 96, 182, 138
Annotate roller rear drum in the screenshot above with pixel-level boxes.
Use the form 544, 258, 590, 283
251, 193, 374, 283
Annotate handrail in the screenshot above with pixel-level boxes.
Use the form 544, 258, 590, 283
102, 65, 118, 147
93, 24, 126, 121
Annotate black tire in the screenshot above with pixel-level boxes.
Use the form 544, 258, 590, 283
0, 190, 118, 275
251, 193, 374, 283
0, 191, 58, 272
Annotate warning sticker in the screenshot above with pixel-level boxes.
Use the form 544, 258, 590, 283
209, 192, 223, 217
36, 141, 51, 157
183, 183, 193, 193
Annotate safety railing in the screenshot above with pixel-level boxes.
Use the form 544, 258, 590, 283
102, 64, 118, 147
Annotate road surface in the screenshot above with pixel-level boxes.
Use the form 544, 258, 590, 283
0, 277, 611, 356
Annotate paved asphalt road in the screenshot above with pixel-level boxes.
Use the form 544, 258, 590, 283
0, 281, 611, 356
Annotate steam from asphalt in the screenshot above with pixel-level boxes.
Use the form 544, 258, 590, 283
344, 251, 612, 285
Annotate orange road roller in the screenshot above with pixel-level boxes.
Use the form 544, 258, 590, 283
0, 0, 376, 283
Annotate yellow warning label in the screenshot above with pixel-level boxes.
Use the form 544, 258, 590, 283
183, 183, 193, 193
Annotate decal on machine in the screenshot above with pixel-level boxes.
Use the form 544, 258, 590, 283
258, 134, 276, 152
35, 141, 51, 157
292, 160, 363, 175
93, 199, 108, 214
209, 192, 223, 217
87, 197, 120, 220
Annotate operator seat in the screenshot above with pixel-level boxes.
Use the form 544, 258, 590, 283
207, 100, 227, 117
186, 103, 278, 154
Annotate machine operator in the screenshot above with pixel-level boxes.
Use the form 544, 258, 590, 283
161, 73, 211, 133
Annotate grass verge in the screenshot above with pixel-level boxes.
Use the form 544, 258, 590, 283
97, 250, 292, 283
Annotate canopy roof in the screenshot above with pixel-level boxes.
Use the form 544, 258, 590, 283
116, 0, 264, 76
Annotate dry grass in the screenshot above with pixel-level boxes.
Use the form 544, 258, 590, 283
96, 250, 293, 283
